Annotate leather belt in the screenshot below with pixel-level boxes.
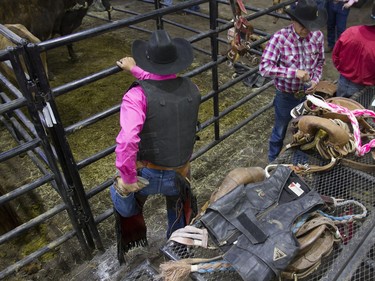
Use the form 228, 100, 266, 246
137, 161, 190, 177
145, 162, 179, 171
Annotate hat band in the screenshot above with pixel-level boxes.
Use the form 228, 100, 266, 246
146, 49, 177, 64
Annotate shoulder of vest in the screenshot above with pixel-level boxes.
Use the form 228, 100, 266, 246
127, 81, 140, 89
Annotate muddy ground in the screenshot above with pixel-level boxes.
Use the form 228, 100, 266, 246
1, 0, 374, 280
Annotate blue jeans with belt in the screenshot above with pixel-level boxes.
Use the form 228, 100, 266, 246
110, 167, 185, 238
327, 1, 350, 48
268, 90, 305, 162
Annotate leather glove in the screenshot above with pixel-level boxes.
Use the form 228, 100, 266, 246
114, 176, 149, 197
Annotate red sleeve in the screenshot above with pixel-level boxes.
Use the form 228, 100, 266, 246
332, 38, 342, 70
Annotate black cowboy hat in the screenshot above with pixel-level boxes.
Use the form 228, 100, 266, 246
285, 0, 328, 31
132, 30, 193, 75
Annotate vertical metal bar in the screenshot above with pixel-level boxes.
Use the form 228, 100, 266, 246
25, 43, 104, 251
209, 0, 220, 140
154, 0, 164, 30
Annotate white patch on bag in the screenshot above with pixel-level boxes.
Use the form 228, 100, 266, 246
288, 182, 304, 197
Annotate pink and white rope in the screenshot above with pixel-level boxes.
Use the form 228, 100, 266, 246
306, 95, 375, 156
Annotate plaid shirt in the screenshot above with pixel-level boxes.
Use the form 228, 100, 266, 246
259, 24, 325, 93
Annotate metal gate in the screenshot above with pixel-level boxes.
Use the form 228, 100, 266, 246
0, 0, 295, 279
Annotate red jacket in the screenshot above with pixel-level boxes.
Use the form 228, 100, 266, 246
332, 25, 375, 86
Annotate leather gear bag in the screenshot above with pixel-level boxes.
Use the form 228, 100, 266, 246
200, 165, 325, 281
286, 96, 375, 173
314, 80, 337, 99
291, 115, 354, 160
281, 212, 342, 280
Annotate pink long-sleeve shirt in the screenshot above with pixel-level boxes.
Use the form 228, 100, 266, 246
115, 66, 176, 184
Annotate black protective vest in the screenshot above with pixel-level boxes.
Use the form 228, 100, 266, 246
200, 165, 324, 281
137, 77, 200, 167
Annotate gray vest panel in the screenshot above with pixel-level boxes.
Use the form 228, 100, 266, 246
200, 165, 324, 281
138, 77, 200, 167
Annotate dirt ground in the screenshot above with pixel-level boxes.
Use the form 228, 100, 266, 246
1, 0, 374, 280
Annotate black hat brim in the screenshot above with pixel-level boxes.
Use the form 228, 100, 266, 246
285, 7, 328, 31
132, 38, 193, 75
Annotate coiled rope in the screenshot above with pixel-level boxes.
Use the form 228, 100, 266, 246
318, 198, 367, 224
194, 260, 234, 274
160, 256, 234, 281
306, 95, 375, 156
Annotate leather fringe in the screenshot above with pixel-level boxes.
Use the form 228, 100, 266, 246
114, 208, 148, 264
122, 238, 148, 253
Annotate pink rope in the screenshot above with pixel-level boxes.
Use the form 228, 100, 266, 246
351, 109, 375, 155
307, 95, 375, 157
352, 109, 375, 118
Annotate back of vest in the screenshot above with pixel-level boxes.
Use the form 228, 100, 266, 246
138, 77, 200, 167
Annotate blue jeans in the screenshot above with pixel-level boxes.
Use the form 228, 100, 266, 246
268, 90, 305, 162
336, 75, 365, 98
316, 0, 327, 9
164, 0, 173, 6
327, 1, 350, 48
110, 168, 185, 238
164, 0, 200, 11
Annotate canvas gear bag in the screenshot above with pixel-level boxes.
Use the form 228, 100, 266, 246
199, 165, 325, 281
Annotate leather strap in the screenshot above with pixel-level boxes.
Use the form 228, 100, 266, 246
137, 161, 190, 177
168, 225, 208, 248
340, 158, 375, 174
288, 158, 338, 175
281, 156, 374, 175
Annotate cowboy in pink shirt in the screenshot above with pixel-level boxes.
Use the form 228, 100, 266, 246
111, 30, 201, 263
114, 58, 177, 187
